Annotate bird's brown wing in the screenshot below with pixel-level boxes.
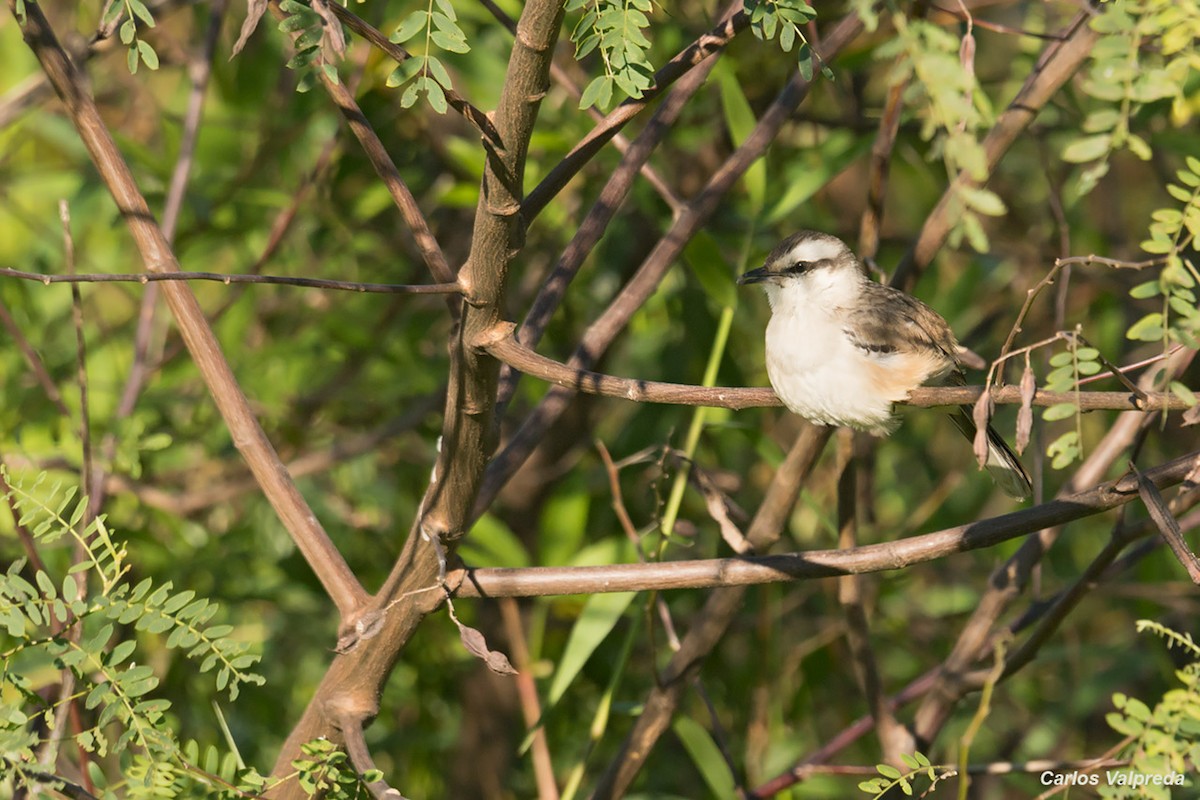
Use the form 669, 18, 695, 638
844, 281, 961, 369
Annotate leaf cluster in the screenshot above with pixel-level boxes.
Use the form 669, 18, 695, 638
857, 751, 954, 797
0, 469, 265, 794
568, 0, 656, 109
102, 0, 161, 74
388, 0, 471, 113
1064, 0, 1200, 196
1101, 621, 1200, 798
279, 0, 342, 93
877, 13, 1002, 252
290, 738, 383, 799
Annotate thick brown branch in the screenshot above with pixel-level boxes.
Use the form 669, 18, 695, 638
269, 0, 566, 783
10, 0, 368, 621
480, 324, 1190, 412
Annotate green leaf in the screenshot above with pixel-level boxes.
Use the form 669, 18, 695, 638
128, 0, 156, 27
673, 716, 737, 799
1042, 403, 1077, 422
797, 42, 813, 80
386, 58, 424, 88
714, 62, 765, 213
959, 185, 1006, 216
1169, 381, 1197, 406
391, 11, 428, 44
424, 55, 452, 89
424, 77, 448, 113
1048, 352, 1074, 368
137, 40, 159, 70
546, 591, 636, 706
431, 30, 470, 53
877, 763, 902, 779
459, 514, 530, 568
102, 1, 125, 27
1126, 313, 1165, 341
579, 75, 613, 110
1167, 183, 1193, 203
684, 231, 737, 309
1130, 280, 1162, 299
1062, 134, 1112, 164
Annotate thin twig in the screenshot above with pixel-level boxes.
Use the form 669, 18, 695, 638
0, 299, 70, 416
0, 267, 461, 294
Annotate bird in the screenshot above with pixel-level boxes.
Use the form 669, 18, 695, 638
738, 230, 1032, 500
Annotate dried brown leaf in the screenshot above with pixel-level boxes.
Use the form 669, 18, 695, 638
972, 391, 992, 469
693, 469, 750, 554
232, 0, 269, 58
959, 32, 976, 80
448, 599, 518, 675
311, 0, 347, 61
1016, 364, 1036, 454
1183, 404, 1200, 427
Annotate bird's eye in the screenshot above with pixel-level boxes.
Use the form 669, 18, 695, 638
783, 261, 810, 275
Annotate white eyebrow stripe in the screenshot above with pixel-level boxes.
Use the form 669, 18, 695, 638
786, 238, 844, 264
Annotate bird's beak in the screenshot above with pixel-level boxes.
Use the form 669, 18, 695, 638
737, 266, 771, 285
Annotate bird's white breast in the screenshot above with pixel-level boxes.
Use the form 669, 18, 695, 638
761, 268, 933, 435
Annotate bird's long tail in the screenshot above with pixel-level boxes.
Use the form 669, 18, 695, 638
949, 407, 1033, 501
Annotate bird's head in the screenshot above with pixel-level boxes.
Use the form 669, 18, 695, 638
738, 231, 867, 309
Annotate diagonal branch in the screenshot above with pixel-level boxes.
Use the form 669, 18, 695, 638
326, 0, 502, 152
9, 0, 369, 622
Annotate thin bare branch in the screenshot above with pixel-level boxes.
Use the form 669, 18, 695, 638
271, 2, 456, 289
0, 298, 71, 417
1133, 461, 1200, 584
499, 598, 560, 800
496, 40, 721, 408
0, 267, 461, 294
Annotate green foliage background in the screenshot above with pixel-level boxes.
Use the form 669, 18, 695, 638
2, 0, 1199, 796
